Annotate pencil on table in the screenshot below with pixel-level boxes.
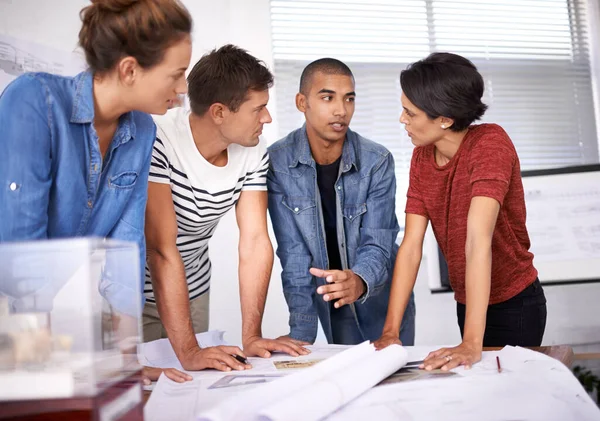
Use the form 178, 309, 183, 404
496, 356, 502, 373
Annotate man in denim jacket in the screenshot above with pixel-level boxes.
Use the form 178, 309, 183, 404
267, 59, 416, 345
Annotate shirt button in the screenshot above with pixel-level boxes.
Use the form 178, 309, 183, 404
294, 207, 299, 212
337, 186, 341, 190
9, 182, 18, 191
349, 215, 353, 219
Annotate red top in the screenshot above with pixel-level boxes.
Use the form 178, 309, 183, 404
405, 124, 537, 304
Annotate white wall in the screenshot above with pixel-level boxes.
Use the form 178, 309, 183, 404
0, 0, 88, 52
1, 0, 598, 351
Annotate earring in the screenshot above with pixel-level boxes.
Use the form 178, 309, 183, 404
441, 125, 446, 129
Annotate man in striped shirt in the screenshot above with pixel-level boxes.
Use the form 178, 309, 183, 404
144, 45, 309, 372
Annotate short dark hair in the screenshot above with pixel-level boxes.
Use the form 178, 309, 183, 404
79, 0, 192, 74
400, 52, 488, 131
187, 44, 274, 116
299, 58, 354, 95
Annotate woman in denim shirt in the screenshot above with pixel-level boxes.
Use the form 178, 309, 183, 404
0, 0, 192, 381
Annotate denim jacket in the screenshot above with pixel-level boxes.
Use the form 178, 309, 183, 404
0, 72, 155, 301
268, 125, 414, 343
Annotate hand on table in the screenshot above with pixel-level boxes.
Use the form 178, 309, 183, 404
142, 366, 192, 384
276, 335, 312, 347
180, 345, 251, 372
372, 333, 402, 350
243, 335, 311, 358
420, 341, 482, 371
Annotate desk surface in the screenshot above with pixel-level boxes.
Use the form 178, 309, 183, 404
483, 345, 574, 368
142, 344, 574, 405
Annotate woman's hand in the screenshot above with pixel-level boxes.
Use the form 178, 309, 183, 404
420, 342, 482, 371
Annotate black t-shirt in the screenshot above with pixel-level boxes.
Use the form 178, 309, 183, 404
316, 156, 342, 270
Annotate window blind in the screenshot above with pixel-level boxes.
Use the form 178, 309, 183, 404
270, 0, 599, 187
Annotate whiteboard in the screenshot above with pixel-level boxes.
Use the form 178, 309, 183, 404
522, 165, 600, 285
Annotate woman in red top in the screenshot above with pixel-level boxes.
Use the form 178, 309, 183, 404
374, 53, 547, 370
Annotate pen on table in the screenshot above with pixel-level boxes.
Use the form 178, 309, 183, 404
496, 356, 502, 373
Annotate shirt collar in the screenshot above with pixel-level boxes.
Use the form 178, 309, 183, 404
293, 123, 358, 173
70, 71, 136, 146
70, 71, 94, 124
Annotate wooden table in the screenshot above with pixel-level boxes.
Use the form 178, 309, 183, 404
143, 345, 575, 405
2, 373, 144, 420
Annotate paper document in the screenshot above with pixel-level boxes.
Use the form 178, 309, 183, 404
196, 341, 408, 421
272, 359, 324, 370
328, 346, 600, 421
144, 344, 353, 421
145, 344, 600, 421
138, 330, 226, 370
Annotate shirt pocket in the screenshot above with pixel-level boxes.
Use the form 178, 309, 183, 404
343, 203, 367, 223
282, 196, 317, 241
108, 171, 139, 190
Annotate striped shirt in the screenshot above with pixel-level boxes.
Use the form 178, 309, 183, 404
144, 108, 269, 302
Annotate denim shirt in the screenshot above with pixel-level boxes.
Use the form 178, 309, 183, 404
267, 125, 410, 343
0, 72, 155, 303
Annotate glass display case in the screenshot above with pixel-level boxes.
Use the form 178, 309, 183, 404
0, 237, 143, 402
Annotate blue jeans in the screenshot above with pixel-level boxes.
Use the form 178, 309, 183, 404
331, 292, 416, 346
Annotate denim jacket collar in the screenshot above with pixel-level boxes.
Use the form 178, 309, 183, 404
70, 71, 136, 147
292, 123, 359, 173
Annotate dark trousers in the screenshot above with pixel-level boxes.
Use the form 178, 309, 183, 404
331, 303, 364, 345
457, 279, 547, 347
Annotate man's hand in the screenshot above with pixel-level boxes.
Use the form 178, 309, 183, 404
276, 335, 312, 347
142, 366, 193, 384
243, 335, 311, 358
310, 268, 366, 308
420, 341, 483, 371
180, 345, 251, 372
372, 333, 402, 350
